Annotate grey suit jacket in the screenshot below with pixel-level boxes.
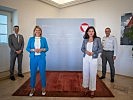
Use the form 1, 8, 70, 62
81, 37, 102, 58
8, 34, 24, 53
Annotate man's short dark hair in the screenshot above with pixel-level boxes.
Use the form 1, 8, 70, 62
14, 25, 19, 29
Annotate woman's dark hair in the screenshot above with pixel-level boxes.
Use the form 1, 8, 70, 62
83, 26, 97, 39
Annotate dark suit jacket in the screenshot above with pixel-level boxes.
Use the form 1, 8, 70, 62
8, 34, 24, 54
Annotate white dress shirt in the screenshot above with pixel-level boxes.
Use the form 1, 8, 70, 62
14, 33, 19, 43
34, 37, 41, 55
102, 35, 117, 56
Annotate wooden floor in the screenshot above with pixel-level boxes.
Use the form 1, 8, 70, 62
0, 71, 133, 100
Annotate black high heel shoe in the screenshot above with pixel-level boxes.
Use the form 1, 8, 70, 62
84, 88, 89, 95
90, 91, 95, 98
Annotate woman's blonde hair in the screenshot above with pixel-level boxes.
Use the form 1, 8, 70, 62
33, 26, 42, 37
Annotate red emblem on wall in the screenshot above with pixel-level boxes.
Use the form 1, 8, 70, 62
80, 23, 89, 32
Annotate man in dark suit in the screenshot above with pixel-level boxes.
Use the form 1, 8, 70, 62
8, 26, 24, 81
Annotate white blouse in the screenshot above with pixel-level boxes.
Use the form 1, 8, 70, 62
85, 42, 93, 59
34, 37, 41, 55
86, 42, 93, 52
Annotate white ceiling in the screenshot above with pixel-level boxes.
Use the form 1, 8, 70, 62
38, 0, 97, 9
51, 0, 75, 4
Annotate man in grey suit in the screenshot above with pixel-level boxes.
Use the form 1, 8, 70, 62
8, 26, 24, 81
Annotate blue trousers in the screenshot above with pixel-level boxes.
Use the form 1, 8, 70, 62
30, 55, 46, 88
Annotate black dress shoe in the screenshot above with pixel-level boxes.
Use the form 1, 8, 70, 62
99, 76, 105, 79
10, 76, 15, 81
111, 79, 114, 82
18, 74, 24, 77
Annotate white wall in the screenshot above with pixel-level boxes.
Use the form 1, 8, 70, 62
59, 0, 133, 77
0, 0, 133, 77
0, 0, 59, 73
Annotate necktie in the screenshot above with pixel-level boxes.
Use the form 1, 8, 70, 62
16, 35, 19, 43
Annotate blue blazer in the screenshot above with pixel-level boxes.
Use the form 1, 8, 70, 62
26, 37, 49, 58
81, 37, 102, 58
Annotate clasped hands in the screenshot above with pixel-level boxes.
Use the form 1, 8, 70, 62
34, 49, 43, 53
85, 50, 94, 56
30, 48, 45, 53
16, 50, 22, 54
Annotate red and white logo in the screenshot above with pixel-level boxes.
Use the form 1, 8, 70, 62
80, 23, 89, 32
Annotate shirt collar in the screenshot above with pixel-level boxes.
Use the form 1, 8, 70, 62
14, 32, 19, 36
105, 35, 112, 38
35, 37, 40, 39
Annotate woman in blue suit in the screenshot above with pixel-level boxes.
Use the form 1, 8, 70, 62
26, 26, 48, 96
